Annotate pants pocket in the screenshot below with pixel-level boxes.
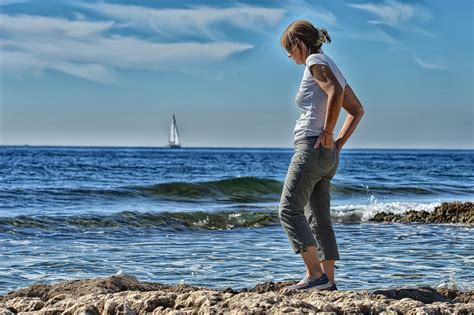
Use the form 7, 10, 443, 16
293, 141, 319, 173
318, 145, 337, 175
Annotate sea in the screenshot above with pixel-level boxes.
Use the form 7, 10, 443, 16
0, 146, 473, 295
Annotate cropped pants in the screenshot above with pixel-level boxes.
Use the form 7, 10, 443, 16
278, 135, 340, 261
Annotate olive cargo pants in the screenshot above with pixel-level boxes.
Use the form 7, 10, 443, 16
278, 136, 340, 261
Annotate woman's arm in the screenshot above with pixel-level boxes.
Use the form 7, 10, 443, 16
335, 84, 364, 151
309, 64, 344, 149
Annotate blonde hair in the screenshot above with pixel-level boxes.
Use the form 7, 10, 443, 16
280, 20, 331, 55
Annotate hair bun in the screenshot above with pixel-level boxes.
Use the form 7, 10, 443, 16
316, 27, 331, 46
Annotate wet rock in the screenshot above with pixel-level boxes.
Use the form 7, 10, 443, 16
373, 287, 453, 304
370, 201, 473, 225
247, 281, 293, 293
222, 287, 238, 294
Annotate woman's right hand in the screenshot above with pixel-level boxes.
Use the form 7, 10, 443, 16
335, 138, 344, 153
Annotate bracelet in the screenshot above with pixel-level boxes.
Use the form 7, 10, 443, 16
323, 130, 334, 135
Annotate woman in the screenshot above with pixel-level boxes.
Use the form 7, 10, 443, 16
278, 20, 364, 291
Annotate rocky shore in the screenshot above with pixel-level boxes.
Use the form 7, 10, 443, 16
1, 275, 472, 314
370, 201, 473, 225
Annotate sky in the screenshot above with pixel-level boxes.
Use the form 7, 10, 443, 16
0, 0, 473, 148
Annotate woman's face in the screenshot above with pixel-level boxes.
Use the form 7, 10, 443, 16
287, 39, 307, 65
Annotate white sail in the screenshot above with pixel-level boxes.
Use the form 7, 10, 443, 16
168, 114, 181, 148
168, 118, 175, 144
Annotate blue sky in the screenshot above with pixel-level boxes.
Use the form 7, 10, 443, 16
0, 0, 472, 148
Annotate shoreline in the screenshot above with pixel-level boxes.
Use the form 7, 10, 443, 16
1, 275, 472, 314
1, 202, 472, 231
1, 202, 472, 314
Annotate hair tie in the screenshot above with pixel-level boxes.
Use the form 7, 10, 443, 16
315, 27, 327, 46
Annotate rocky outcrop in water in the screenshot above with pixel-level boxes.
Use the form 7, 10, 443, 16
1, 275, 472, 314
370, 201, 473, 225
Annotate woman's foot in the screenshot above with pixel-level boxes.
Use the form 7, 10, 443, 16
288, 273, 332, 290
326, 283, 338, 291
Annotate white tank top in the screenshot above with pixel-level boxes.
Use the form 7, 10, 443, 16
293, 52, 347, 142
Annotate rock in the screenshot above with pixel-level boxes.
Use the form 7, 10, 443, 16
4, 296, 44, 312
72, 304, 100, 315
0, 275, 194, 305
369, 202, 473, 225
0, 276, 472, 314
373, 287, 453, 304
437, 288, 474, 303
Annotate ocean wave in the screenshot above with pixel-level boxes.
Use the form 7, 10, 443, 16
2, 177, 458, 205
137, 177, 282, 202
0, 210, 280, 230
0, 201, 445, 230
5, 177, 283, 203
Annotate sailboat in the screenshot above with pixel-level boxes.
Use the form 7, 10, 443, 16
168, 114, 181, 148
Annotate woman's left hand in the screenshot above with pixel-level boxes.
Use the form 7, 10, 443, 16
335, 138, 344, 153
314, 132, 334, 149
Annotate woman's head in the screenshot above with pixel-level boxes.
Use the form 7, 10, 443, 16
280, 20, 331, 65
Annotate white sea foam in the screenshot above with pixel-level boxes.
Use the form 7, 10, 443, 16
331, 200, 442, 222
433, 273, 472, 292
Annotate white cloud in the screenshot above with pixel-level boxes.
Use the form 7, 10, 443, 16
0, 47, 117, 84
77, 2, 286, 40
348, 0, 431, 27
414, 56, 449, 71
344, 0, 436, 48
0, 2, 285, 83
281, 0, 338, 26
0, 0, 30, 5
51, 61, 118, 84
336, 29, 399, 45
0, 13, 114, 38
0, 13, 254, 83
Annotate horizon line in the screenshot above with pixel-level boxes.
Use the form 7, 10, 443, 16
1, 144, 473, 150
